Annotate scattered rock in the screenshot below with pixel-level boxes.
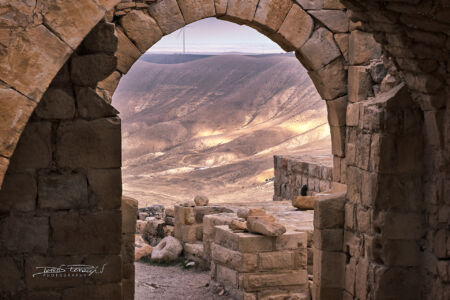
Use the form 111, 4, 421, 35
182, 201, 196, 207
292, 196, 316, 210
139, 205, 165, 219
229, 219, 247, 231
135, 243, 153, 261
139, 212, 148, 220
151, 236, 183, 263
136, 220, 147, 234
165, 206, 175, 217
194, 195, 209, 206
237, 208, 266, 219
247, 215, 286, 237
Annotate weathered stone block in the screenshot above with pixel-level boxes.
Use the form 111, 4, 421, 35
223, 0, 259, 24
0, 172, 36, 213
313, 192, 345, 229
148, 0, 185, 34
214, 225, 273, 252
275, 231, 308, 250
348, 66, 373, 102
275, 4, 313, 51
326, 95, 347, 127
86, 168, 122, 209
296, 0, 323, 10
82, 21, 117, 54
35, 87, 76, 119
71, 54, 117, 86
0, 257, 24, 292
313, 248, 345, 288
1, 216, 48, 253
177, 0, 215, 24
56, 118, 121, 169
38, 171, 89, 210
253, 0, 293, 33
0, 25, 72, 99
122, 196, 138, 234
349, 30, 382, 65
215, 0, 228, 15
310, 10, 348, 33
297, 27, 341, 71
50, 211, 121, 255
330, 125, 346, 157
76, 86, 119, 119
216, 264, 239, 288
98, 71, 122, 95
308, 58, 347, 100
346, 102, 360, 126
313, 228, 343, 251
41, 0, 105, 49
334, 33, 349, 62
242, 270, 307, 290
259, 251, 295, 270
120, 10, 163, 52
115, 27, 141, 74
8, 121, 52, 171
211, 243, 258, 272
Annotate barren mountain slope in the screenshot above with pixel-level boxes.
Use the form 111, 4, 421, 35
113, 54, 331, 207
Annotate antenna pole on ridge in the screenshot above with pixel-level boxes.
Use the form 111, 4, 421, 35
183, 28, 186, 54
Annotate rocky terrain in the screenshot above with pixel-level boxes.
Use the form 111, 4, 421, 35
113, 53, 331, 207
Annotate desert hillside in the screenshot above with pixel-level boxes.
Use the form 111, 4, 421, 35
112, 53, 331, 207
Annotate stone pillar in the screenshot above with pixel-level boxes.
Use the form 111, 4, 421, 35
121, 196, 138, 300
0, 20, 123, 299
312, 192, 346, 300
343, 83, 424, 300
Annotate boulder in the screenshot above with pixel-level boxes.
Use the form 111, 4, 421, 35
247, 215, 286, 236
292, 196, 317, 210
151, 236, 183, 263
194, 195, 209, 206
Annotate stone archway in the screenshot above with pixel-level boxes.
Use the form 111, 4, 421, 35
1, 0, 448, 300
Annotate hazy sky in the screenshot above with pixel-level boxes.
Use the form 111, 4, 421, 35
148, 18, 285, 54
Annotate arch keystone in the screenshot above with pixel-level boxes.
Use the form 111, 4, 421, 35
215, 0, 228, 15
222, 0, 259, 24
253, 0, 293, 33
148, 0, 186, 34
275, 4, 314, 51
119, 10, 163, 52
177, 0, 215, 24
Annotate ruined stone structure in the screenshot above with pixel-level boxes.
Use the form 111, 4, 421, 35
273, 155, 336, 200
0, 0, 448, 299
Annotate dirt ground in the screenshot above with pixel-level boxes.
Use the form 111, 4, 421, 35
134, 262, 228, 300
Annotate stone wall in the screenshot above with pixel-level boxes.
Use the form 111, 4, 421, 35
211, 225, 309, 299
0, 21, 123, 299
273, 155, 335, 201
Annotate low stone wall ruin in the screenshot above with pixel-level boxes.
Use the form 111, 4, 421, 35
273, 155, 343, 201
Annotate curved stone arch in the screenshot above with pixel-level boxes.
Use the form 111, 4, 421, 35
0, 0, 370, 188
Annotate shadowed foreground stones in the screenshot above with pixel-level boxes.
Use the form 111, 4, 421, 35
70, 54, 117, 86
56, 117, 121, 169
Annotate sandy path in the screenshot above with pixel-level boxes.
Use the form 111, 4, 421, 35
134, 262, 227, 300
